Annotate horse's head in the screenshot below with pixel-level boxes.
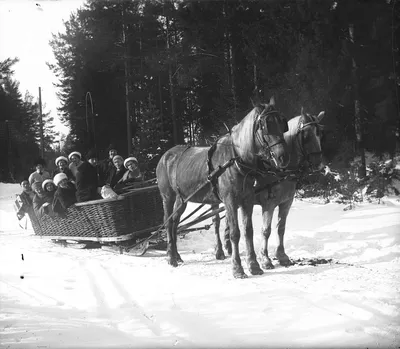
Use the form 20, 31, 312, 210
295, 108, 325, 171
252, 96, 290, 169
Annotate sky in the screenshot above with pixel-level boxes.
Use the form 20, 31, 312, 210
0, 0, 85, 136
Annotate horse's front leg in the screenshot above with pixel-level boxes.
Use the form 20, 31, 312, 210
276, 199, 294, 267
225, 202, 247, 279
260, 203, 275, 270
213, 205, 225, 260
241, 203, 263, 276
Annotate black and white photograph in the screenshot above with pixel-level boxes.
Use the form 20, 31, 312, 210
0, 0, 399, 347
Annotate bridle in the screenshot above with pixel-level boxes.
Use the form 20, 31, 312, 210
296, 118, 322, 170
254, 107, 288, 167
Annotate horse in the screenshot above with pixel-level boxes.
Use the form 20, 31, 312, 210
220, 108, 325, 269
156, 97, 290, 278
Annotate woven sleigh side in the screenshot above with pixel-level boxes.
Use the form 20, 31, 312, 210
28, 184, 163, 240
122, 184, 164, 235
30, 197, 129, 239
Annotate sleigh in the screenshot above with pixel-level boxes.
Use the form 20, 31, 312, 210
18, 179, 224, 253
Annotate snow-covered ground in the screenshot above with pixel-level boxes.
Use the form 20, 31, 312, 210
1, 182, 400, 348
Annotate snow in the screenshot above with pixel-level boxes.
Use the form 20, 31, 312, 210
1, 182, 400, 348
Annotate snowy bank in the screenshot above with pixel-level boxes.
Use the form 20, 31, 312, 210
0, 183, 399, 348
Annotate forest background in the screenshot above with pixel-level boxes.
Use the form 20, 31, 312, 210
0, 0, 399, 182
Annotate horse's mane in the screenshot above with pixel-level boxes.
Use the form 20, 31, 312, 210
230, 107, 259, 164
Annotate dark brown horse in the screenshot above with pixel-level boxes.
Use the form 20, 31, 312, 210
156, 97, 290, 278
221, 108, 325, 269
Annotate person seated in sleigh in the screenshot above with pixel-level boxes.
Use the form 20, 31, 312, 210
52, 156, 74, 182
52, 173, 77, 217
113, 157, 144, 192
28, 158, 51, 185
68, 151, 83, 181
15, 179, 35, 220
42, 179, 56, 200
32, 181, 55, 219
75, 148, 102, 202
106, 155, 127, 188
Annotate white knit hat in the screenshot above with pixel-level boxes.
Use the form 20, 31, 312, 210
113, 155, 124, 162
42, 179, 54, 190
55, 156, 68, 166
53, 173, 68, 187
68, 151, 82, 161
124, 157, 138, 169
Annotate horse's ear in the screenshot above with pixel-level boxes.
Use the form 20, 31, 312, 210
301, 107, 305, 116
269, 96, 275, 106
317, 111, 326, 122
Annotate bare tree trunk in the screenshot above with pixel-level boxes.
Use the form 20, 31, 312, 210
253, 62, 257, 91
229, 35, 237, 117
122, 4, 132, 155
225, 3, 237, 117
165, 13, 178, 145
155, 36, 164, 136
349, 23, 366, 178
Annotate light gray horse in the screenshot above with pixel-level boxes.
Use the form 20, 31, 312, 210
156, 98, 290, 278
219, 108, 325, 269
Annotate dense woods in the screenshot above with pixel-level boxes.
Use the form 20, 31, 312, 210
0, 59, 57, 181
1, 0, 399, 181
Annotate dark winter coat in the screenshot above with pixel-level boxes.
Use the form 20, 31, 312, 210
98, 158, 114, 186
32, 193, 53, 219
52, 167, 75, 181
52, 182, 77, 217
75, 161, 100, 202
106, 167, 127, 188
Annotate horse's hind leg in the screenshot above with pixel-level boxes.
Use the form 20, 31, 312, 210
223, 223, 232, 256
276, 198, 294, 266
161, 192, 179, 267
161, 191, 178, 267
260, 204, 275, 270
172, 196, 187, 264
213, 205, 225, 260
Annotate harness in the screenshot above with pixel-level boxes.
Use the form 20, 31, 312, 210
207, 142, 222, 201
180, 107, 289, 202
254, 117, 323, 197
254, 109, 288, 168
296, 119, 322, 163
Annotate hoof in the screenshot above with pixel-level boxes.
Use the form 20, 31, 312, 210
168, 259, 178, 267
233, 266, 248, 279
215, 249, 226, 260
249, 265, 264, 275
279, 258, 294, 267
262, 259, 275, 270
233, 271, 248, 279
